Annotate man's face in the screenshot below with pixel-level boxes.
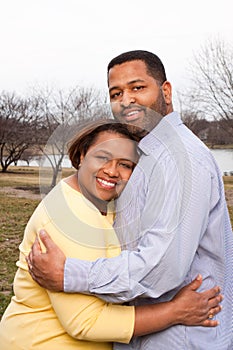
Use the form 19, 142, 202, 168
108, 60, 172, 134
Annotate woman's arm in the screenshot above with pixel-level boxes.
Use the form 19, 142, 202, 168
47, 274, 221, 343
133, 274, 222, 336
47, 289, 135, 343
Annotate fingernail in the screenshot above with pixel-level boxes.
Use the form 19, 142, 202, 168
39, 229, 46, 236
196, 274, 202, 280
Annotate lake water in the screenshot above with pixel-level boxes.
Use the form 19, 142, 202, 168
211, 149, 233, 174
17, 149, 233, 175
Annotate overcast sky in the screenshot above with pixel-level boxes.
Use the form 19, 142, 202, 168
0, 0, 232, 100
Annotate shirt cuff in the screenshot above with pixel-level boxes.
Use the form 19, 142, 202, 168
64, 258, 91, 293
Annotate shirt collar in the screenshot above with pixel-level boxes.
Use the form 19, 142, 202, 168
138, 111, 183, 155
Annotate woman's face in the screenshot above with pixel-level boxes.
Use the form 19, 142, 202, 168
77, 130, 138, 211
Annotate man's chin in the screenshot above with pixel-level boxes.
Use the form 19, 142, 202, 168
113, 113, 147, 137
126, 124, 147, 139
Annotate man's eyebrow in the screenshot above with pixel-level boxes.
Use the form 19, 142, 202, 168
109, 79, 145, 93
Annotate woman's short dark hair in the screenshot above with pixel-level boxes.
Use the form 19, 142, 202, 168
68, 119, 139, 170
107, 50, 167, 85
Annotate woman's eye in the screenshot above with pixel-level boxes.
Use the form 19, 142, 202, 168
96, 156, 109, 161
119, 162, 133, 169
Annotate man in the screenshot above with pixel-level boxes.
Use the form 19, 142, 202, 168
28, 50, 233, 349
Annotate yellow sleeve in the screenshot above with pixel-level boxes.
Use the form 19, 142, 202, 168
48, 290, 135, 343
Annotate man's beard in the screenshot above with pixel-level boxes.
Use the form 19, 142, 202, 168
112, 89, 167, 139
141, 89, 167, 133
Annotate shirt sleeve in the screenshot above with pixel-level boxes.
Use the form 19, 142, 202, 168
47, 290, 134, 343
64, 157, 217, 303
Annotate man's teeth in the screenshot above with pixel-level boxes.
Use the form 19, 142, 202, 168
97, 178, 115, 187
127, 111, 139, 116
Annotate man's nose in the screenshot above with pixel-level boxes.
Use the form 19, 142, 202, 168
120, 91, 136, 107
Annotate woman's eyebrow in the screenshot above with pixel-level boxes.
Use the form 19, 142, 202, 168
93, 149, 134, 162
93, 149, 113, 157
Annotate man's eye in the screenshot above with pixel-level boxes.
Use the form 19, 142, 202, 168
110, 92, 121, 99
133, 86, 144, 91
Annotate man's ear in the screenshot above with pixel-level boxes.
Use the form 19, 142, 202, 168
162, 81, 172, 105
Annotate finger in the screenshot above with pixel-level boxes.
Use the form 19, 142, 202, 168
25, 255, 32, 270
28, 264, 34, 277
186, 274, 203, 291
201, 319, 220, 327
31, 237, 42, 256
28, 270, 39, 284
202, 286, 221, 299
207, 294, 223, 309
39, 229, 56, 253
208, 305, 222, 318
26, 249, 34, 266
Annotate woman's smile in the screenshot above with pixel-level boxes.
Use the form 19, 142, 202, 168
96, 177, 117, 190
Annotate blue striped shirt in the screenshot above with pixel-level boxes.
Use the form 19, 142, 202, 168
65, 112, 233, 349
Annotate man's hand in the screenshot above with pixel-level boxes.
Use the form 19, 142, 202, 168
26, 230, 65, 291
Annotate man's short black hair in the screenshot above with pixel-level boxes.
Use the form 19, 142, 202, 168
107, 50, 167, 85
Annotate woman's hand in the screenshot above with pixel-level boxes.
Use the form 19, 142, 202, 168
171, 274, 223, 327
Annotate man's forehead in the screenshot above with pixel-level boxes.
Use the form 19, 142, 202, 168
108, 61, 148, 85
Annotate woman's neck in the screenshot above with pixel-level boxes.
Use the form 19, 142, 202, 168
64, 173, 108, 215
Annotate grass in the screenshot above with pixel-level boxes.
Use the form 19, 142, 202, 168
0, 168, 232, 320
208, 144, 233, 149
0, 194, 39, 316
0, 167, 41, 317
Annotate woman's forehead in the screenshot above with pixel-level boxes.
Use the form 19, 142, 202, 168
88, 131, 137, 160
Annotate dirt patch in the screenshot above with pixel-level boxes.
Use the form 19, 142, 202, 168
225, 188, 233, 207
0, 187, 43, 201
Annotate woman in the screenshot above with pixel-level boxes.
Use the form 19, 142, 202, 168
0, 120, 221, 349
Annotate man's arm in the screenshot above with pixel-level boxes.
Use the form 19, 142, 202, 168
28, 163, 213, 302
27, 242, 223, 336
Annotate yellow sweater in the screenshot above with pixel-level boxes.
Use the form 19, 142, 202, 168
0, 180, 134, 349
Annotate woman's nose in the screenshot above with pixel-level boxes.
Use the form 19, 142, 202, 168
103, 160, 119, 177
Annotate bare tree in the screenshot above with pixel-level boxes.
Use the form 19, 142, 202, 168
20, 148, 38, 166
32, 86, 106, 191
0, 92, 41, 172
178, 37, 233, 142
